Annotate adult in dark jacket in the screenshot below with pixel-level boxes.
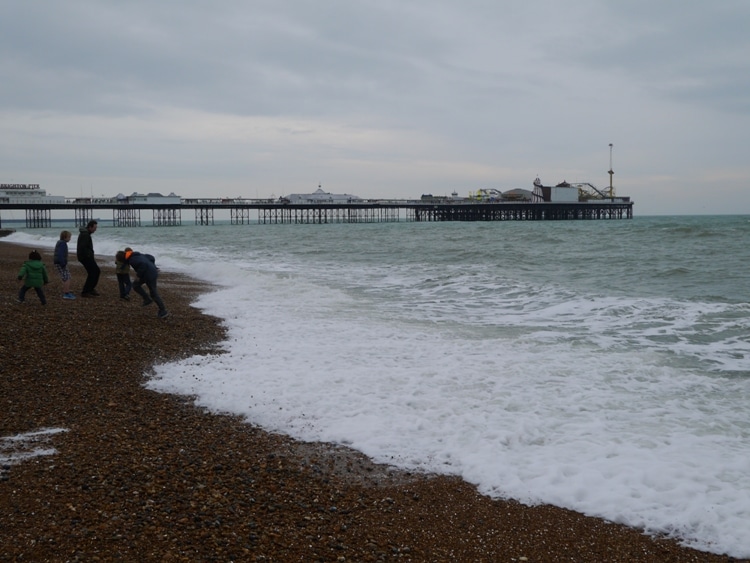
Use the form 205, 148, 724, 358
125, 249, 170, 319
76, 220, 100, 297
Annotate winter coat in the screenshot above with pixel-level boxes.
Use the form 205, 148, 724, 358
115, 259, 130, 276
127, 252, 158, 282
18, 260, 49, 288
54, 239, 69, 266
76, 227, 94, 261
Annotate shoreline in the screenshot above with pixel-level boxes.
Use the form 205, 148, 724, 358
0, 240, 743, 561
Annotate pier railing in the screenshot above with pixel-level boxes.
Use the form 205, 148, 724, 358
0, 199, 633, 228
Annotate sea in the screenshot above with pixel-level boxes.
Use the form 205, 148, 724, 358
3, 214, 750, 558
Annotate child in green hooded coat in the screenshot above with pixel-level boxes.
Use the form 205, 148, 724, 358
17, 250, 49, 305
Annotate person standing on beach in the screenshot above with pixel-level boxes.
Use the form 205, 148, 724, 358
54, 230, 75, 300
17, 250, 49, 305
125, 249, 170, 319
115, 249, 132, 300
77, 220, 100, 297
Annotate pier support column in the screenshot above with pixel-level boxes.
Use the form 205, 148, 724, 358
25, 208, 52, 228
230, 207, 252, 224
75, 207, 93, 227
113, 207, 141, 227
195, 207, 214, 225
153, 208, 181, 226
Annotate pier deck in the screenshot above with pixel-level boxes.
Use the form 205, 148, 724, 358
0, 199, 633, 228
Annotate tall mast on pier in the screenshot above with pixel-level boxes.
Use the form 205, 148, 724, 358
608, 143, 614, 198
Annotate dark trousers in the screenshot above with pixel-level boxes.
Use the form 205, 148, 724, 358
133, 277, 166, 313
117, 274, 132, 298
79, 258, 100, 293
19, 285, 46, 305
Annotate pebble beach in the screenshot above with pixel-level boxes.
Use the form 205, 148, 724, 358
0, 240, 744, 562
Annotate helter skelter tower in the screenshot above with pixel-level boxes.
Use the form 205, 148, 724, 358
608, 143, 615, 198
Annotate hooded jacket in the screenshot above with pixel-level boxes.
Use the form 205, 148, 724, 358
18, 259, 49, 288
54, 239, 69, 266
77, 227, 94, 261
125, 251, 158, 282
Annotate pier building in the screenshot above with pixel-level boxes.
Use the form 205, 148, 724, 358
0, 184, 65, 205
0, 182, 633, 229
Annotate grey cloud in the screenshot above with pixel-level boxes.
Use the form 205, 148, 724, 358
2, 1, 750, 213
554, 1, 750, 114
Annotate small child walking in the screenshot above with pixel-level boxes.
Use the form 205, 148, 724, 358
17, 250, 49, 305
54, 230, 76, 300
115, 249, 132, 300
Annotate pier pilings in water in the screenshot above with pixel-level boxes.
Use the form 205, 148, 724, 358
258, 205, 401, 224
412, 202, 632, 221
113, 207, 141, 227
0, 200, 633, 228
153, 207, 181, 226
25, 208, 52, 228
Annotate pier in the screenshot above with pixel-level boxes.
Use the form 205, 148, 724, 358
0, 198, 633, 228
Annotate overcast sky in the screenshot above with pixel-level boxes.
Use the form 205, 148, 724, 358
2, 1, 749, 215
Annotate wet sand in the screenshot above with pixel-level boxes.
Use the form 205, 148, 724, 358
0, 240, 743, 562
